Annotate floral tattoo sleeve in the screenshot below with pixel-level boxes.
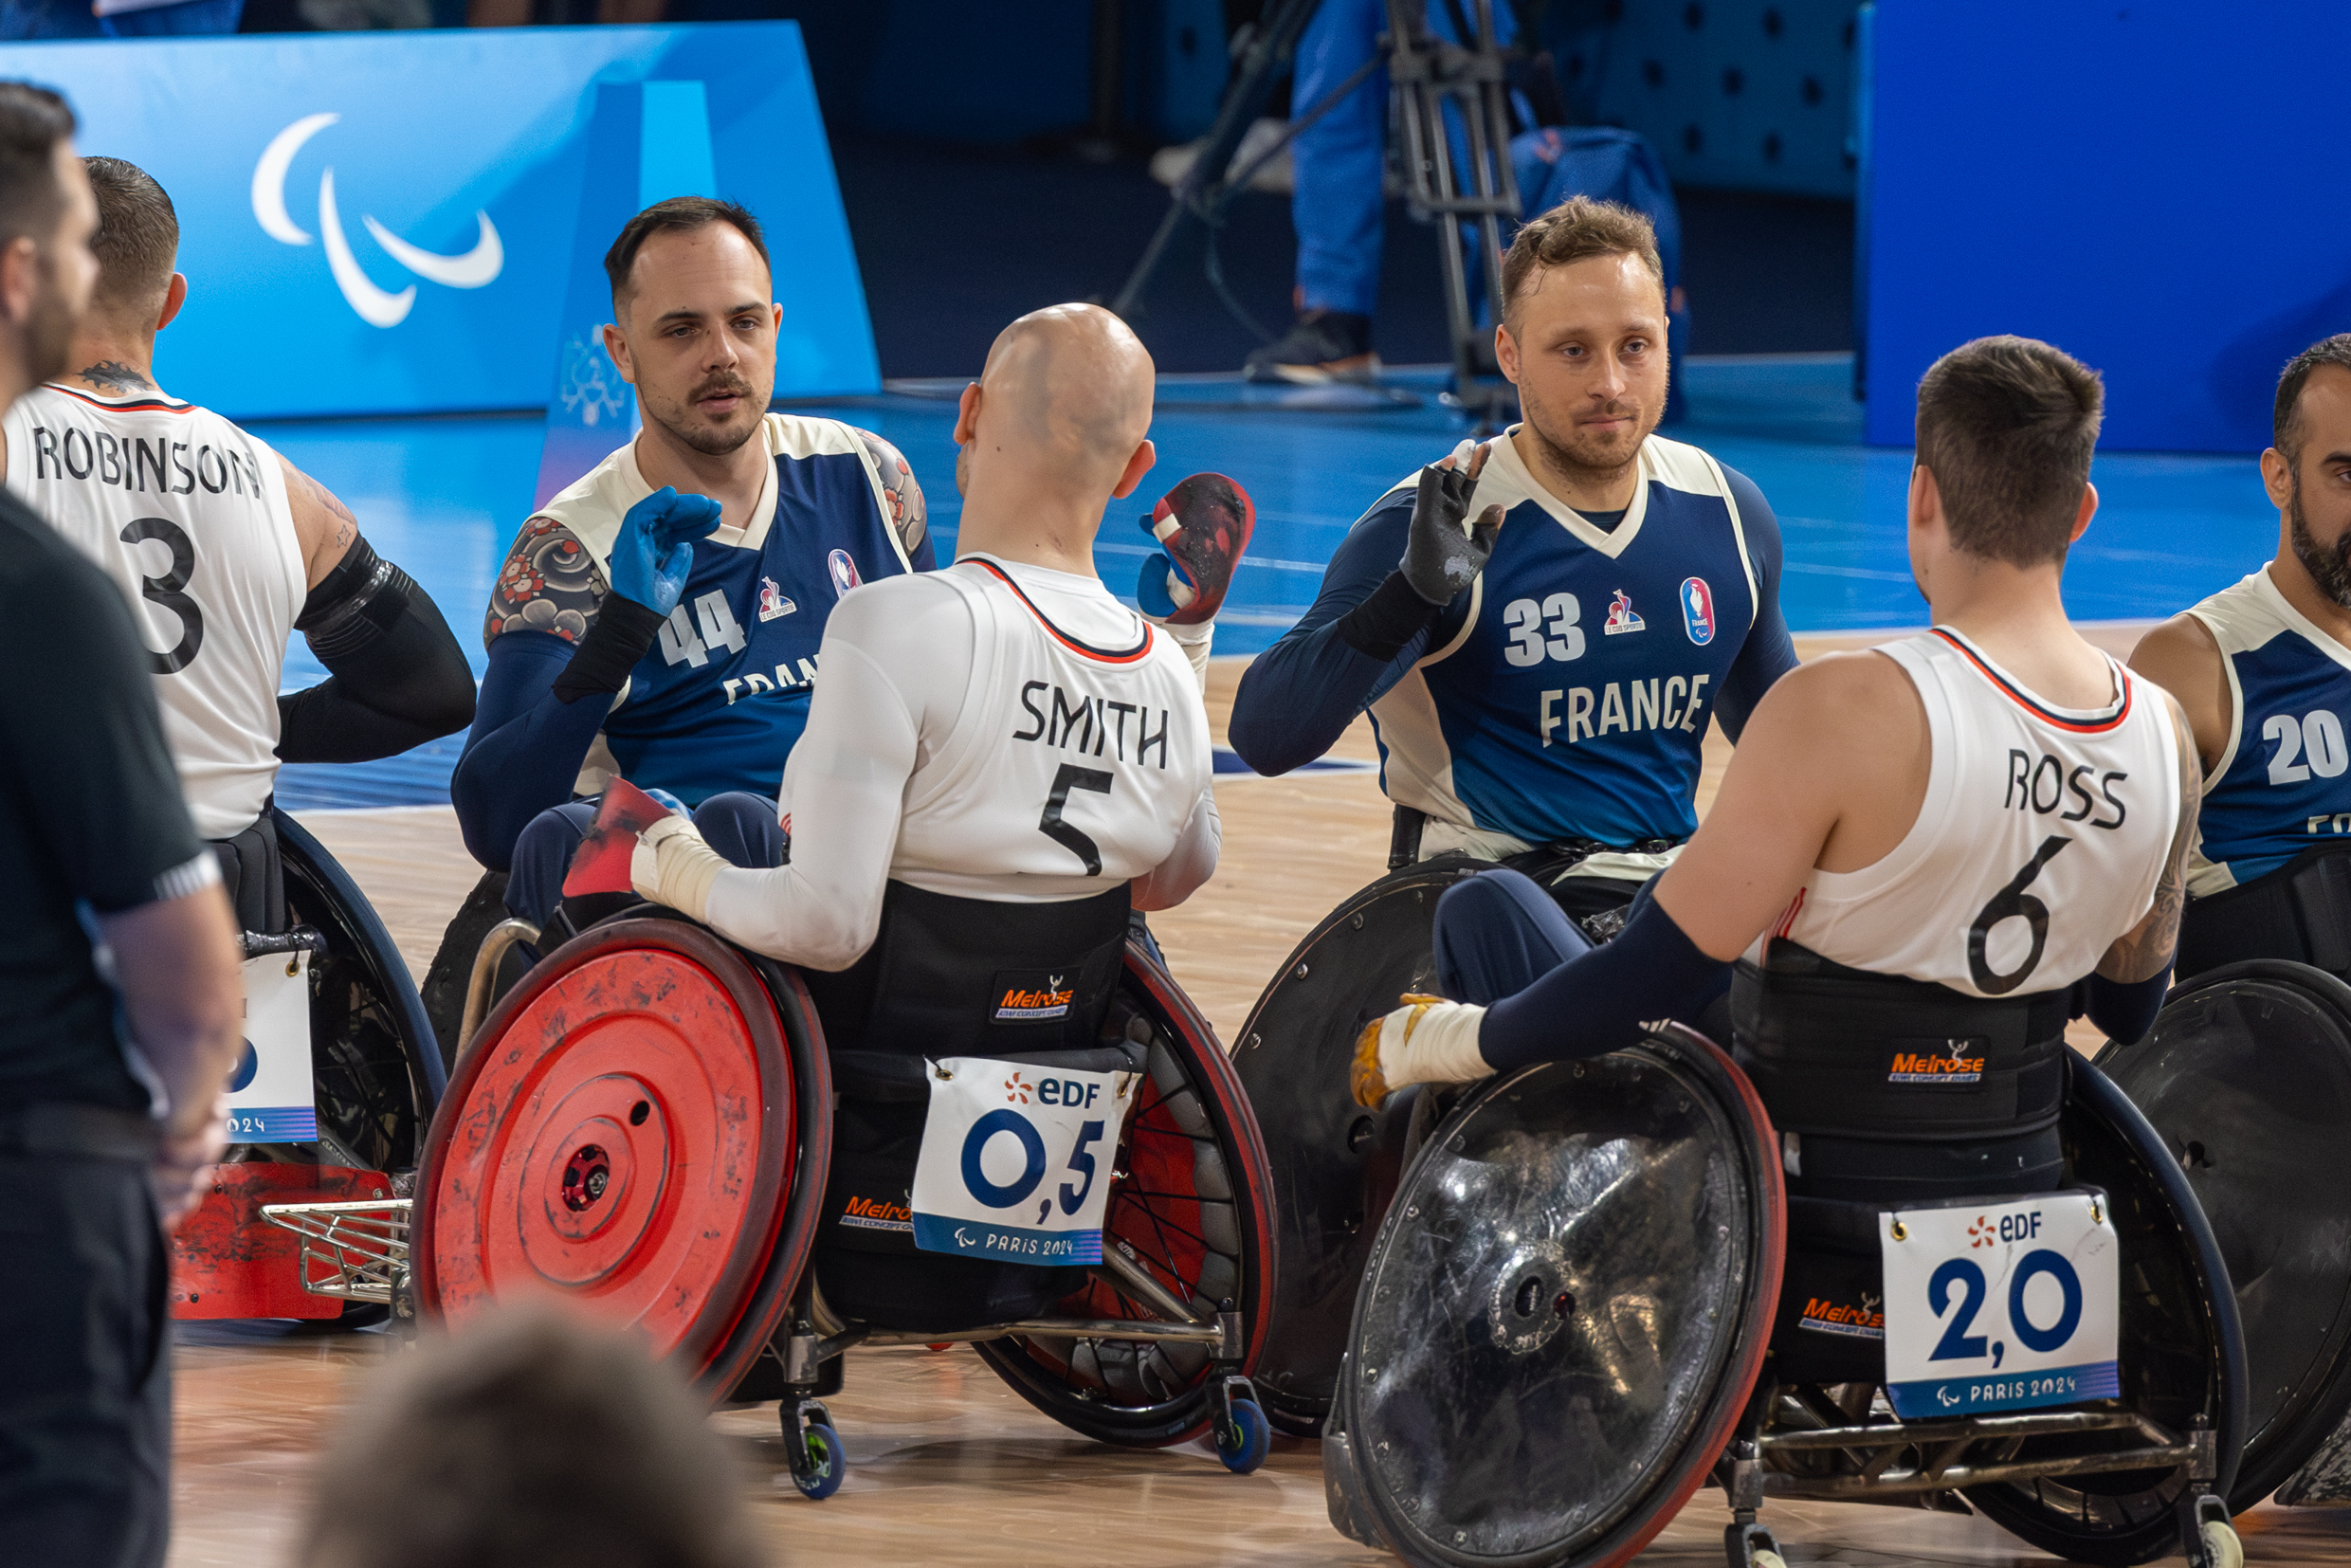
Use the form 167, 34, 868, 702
483, 515, 608, 648
851, 427, 927, 559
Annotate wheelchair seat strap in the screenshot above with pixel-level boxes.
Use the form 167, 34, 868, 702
2179, 841, 2351, 979
209, 808, 287, 938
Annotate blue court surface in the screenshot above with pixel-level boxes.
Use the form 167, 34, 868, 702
264, 353, 2278, 811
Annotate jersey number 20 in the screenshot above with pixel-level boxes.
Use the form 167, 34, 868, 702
122, 517, 203, 674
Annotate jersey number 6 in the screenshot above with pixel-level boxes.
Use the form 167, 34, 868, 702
120, 517, 203, 674
1040, 763, 1114, 876
1967, 835, 2071, 995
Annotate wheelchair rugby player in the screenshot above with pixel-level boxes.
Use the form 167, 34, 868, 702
2092, 333, 2351, 1508
2, 156, 474, 1321
420, 303, 1281, 1494
1334, 337, 2251, 1568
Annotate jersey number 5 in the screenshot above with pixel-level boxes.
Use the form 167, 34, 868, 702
121, 517, 203, 674
1040, 763, 1114, 876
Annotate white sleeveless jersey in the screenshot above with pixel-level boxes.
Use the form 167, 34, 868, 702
1753, 629, 2181, 997
2, 384, 302, 839
889, 558, 1212, 897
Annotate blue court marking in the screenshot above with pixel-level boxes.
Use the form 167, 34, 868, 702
252, 356, 2276, 811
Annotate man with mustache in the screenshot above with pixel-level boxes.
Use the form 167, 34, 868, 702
1229, 196, 1795, 924
2128, 335, 2351, 977
452, 196, 934, 929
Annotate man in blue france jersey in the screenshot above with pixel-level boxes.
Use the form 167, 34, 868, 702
1228, 196, 1795, 915
450, 196, 933, 926
2130, 334, 2351, 978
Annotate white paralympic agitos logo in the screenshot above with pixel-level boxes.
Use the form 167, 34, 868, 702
250, 112, 503, 329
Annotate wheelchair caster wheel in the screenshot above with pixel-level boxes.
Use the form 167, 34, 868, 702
1213, 1395, 1270, 1475
788, 1421, 846, 1500
2199, 1522, 2244, 1568
1752, 1553, 1788, 1568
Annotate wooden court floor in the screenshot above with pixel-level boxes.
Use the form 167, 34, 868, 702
169, 628, 2351, 1565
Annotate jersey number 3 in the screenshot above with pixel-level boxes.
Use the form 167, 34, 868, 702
1041, 763, 1114, 876
122, 517, 203, 674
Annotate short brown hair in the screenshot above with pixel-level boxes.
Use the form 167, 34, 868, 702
83, 156, 175, 312
604, 196, 767, 310
0, 82, 75, 249
295, 1308, 760, 1568
1915, 335, 2104, 567
1499, 196, 1665, 326
2273, 334, 2351, 465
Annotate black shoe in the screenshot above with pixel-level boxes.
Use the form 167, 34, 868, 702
1244, 310, 1380, 385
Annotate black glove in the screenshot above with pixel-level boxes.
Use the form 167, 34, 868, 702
1398, 443, 1504, 606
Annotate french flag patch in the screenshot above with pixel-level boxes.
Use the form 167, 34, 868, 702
828, 549, 862, 598
1681, 576, 1717, 646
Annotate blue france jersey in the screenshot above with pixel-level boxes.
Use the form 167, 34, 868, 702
1372, 432, 1763, 847
2181, 569, 2351, 893
535, 415, 920, 805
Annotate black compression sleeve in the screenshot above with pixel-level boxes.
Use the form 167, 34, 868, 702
2078, 968, 2170, 1047
1337, 570, 1445, 661
277, 535, 477, 764
551, 595, 665, 704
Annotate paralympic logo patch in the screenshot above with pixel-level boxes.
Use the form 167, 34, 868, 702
828, 549, 862, 598
1602, 590, 1645, 635
1682, 576, 1717, 645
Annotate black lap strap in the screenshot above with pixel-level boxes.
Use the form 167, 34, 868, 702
1732, 939, 2069, 1144
2178, 842, 2351, 980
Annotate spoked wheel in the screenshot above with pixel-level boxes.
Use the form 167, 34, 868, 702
1962, 1055, 2246, 1566
974, 942, 1278, 1448
414, 918, 820, 1394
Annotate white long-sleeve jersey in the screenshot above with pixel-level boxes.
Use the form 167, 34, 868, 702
702, 554, 1219, 967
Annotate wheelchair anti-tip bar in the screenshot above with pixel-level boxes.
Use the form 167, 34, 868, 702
1746, 1407, 2201, 1499
258, 1197, 410, 1305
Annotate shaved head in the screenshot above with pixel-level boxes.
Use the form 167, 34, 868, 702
975, 302, 1154, 499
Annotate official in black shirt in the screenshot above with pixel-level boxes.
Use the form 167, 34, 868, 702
0, 83, 244, 1568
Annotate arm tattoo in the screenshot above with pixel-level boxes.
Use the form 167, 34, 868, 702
851, 426, 927, 558
2103, 696, 2203, 982
75, 360, 152, 394
313, 476, 358, 554
484, 515, 607, 649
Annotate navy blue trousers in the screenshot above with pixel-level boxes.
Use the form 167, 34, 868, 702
1431, 867, 1594, 1005
502, 791, 787, 926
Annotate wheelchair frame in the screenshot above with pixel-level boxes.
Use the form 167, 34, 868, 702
276, 904, 1283, 1490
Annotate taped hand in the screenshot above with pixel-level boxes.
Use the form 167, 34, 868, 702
1135, 472, 1256, 626
1398, 440, 1505, 606
609, 486, 724, 615
630, 812, 728, 923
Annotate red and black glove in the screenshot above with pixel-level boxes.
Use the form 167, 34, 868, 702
1136, 472, 1254, 627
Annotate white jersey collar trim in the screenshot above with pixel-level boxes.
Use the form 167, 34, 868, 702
1483, 424, 1648, 560
2252, 562, 2351, 677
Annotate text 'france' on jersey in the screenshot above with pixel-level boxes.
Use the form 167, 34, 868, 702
1372, 431, 1759, 848
532, 415, 919, 805
2182, 568, 2351, 893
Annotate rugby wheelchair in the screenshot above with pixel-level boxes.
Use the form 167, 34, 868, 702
173, 807, 446, 1326
330, 794, 1283, 1499
1234, 815, 1666, 1435
1319, 1021, 2249, 1568
2095, 842, 2351, 1510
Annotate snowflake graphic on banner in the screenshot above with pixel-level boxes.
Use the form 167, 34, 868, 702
558, 336, 626, 427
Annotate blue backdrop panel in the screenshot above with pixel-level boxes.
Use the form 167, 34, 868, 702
1, 22, 878, 420
1861, 0, 2351, 453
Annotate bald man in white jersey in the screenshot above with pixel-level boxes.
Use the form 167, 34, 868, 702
1359, 337, 2200, 1238
0, 157, 473, 924
629, 302, 1215, 1030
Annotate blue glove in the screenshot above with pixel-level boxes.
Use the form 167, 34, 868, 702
1136, 548, 1196, 620
609, 486, 723, 615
